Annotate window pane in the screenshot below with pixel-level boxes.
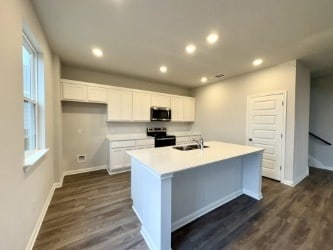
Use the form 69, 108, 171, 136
22, 45, 33, 98
24, 101, 36, 151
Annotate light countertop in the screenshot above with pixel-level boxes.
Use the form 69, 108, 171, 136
127, 141, 264, 176
106, 134, 153, 141
106, 130, 201, 141
169, 131, 201, 137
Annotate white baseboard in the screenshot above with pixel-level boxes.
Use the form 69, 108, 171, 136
63, 165, 107, 176
281, 179, 294, 186
309, 155, 333, 171
26, 165, 107, 249
171, 190, 243, 231
25, 183, 57, 250
140, 226, 158, 250
243, 189, 263, 200
132, 206, 143, 224
106, 167, 130, 175
281, 170, 309, 187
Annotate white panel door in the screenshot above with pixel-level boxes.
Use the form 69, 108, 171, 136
247, 92, 286, 181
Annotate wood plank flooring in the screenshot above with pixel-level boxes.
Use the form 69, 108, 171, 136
34, 168, 333, 250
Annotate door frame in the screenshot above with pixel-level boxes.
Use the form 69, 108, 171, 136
246, 90, 287, 182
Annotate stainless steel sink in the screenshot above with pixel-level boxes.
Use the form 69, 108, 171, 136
173, 144, 209, 151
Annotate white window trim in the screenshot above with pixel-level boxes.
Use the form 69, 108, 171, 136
24, 148, 49, 170
23, 31, 49, 171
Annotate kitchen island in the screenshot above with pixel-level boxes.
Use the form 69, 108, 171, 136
128, 141, 264, 250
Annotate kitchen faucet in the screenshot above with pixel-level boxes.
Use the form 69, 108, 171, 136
192, 136, 204, 150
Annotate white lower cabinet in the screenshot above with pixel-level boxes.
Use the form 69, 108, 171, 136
109, 138, 154, 173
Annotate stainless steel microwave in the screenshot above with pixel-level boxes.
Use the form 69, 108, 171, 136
150, 107, 171, 121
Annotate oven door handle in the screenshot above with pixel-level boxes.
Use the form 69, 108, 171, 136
156, 137, 175, 141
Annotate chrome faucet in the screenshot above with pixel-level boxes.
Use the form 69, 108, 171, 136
192, 136, 204, 150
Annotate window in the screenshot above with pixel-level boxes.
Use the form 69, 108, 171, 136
23, 34, 38, 155
22, 32, 48, 168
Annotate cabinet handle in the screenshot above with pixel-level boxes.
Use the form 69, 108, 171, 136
248, 138, 253, 142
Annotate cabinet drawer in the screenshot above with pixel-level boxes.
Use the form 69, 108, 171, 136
110, 140, 136, 148
136, 139, 154, 146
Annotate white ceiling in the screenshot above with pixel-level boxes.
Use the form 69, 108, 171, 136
32, 0, 333, 87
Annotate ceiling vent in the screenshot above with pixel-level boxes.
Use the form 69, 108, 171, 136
215, 74, 225, 78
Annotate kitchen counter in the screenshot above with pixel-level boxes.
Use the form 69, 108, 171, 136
128, 141, 263, 176
106, 133, 152, 141
168, 130, 201, 137
129, 141, 264, 250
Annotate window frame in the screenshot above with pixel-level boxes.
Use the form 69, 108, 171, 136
23, 33, 39, 158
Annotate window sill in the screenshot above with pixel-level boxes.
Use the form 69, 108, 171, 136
24, 148, 49, 171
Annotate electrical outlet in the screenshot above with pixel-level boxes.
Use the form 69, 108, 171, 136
77, 154, 87, 163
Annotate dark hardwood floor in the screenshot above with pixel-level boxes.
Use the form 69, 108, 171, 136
34, 168, 333, 250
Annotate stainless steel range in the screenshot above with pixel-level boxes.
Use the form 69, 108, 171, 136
147, 127, 176, 147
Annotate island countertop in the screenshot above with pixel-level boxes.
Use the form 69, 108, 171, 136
127, 141, 264, 176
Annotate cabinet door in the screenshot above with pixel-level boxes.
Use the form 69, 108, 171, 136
87, 86, 107, 103
107, 88, 122, 120
171, 96, 184, 122
110, 146, 135, 170
133, 92, 151, 121
120, 91, 133, 121
110, 148, 124, 169
151, 94, 170, 108
62, 82, 87, 101
183, 98, 195, 122
107, 89, 133, 121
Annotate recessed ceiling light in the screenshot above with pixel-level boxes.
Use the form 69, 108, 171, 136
185, 44, 196, 54
206, 33, 219, 44
252, 58, 263, 66
160, 65, 167, 73
201, 77, 208, 83
92, 48, 103, 57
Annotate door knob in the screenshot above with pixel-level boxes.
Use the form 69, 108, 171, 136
248, 138, 253, 142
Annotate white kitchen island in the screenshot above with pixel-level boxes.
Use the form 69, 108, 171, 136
128, 141, 264, 250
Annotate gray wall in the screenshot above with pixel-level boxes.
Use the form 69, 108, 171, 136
293, 61, 311, 181
192, 60, 310, 184
62, 65, 192, 96
0, 0, 58, 249
61, 67, 193, 172
309, 76, 333, 170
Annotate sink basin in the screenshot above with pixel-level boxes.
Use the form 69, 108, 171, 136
173, 144, 209, 151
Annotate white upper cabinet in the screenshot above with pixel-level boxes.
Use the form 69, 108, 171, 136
151, 94, 170, 108
61, 79, 195, 123
132, 92, 151, 121
87, 86, 107, 103
171, 96, 184, 122
120, 90, 133, 120
107, 88, 132, 121
62, 82, 87, 102
183, 97, 195, 122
